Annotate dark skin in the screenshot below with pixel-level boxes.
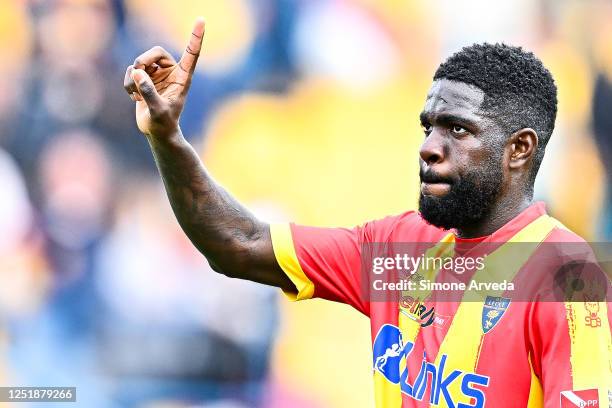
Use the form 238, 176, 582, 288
419, 79, 539, 238
123, 19, 539, 289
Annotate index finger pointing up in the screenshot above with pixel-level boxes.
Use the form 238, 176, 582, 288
178, 18, 205, 75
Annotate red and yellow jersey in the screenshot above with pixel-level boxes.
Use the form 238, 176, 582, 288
270, 202, 612, 407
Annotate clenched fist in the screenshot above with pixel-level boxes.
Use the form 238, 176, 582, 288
123, 18, 204, 138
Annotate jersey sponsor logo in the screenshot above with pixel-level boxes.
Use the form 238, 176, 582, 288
481, 296, 510, 334
432, 313, 449, 329
400, 296, 448, 328
373, 324, 490, 407
560, 389, 599, 407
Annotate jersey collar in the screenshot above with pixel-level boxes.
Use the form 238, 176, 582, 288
454, 201, 547, 245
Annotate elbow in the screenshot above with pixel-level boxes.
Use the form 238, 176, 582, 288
207, 259, 225, 275
203, 238, 259, 280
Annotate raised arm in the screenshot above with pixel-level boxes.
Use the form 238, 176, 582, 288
123, 19, 293, 291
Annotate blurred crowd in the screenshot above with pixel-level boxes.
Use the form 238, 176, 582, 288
0, 0, 610, 407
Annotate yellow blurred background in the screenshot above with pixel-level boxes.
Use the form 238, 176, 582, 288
0, 0, 610, 407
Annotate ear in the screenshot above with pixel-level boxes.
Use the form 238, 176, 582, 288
507, 128, 538, 170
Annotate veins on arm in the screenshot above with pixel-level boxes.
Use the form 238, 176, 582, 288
148, 132, 293, 290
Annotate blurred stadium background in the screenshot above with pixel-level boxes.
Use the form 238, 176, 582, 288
0, 0, 610, 407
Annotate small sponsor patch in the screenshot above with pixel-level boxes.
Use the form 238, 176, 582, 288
560, 389, 599, 407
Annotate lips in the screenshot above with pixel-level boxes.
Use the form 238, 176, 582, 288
419, 167, 453, 197
421, 181, 451, 196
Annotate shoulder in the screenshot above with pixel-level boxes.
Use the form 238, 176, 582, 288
539, 222, 596, 264
528, 219, 608, 302
542, 222, 587, 243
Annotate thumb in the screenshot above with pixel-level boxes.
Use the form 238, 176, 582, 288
131, 69, 163, 110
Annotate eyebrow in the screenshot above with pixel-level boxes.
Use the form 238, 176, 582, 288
419, 112, 479, 129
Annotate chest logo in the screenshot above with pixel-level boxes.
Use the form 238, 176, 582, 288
482, 296, 511, 334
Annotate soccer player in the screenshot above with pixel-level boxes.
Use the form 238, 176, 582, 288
123, 19, 611, 407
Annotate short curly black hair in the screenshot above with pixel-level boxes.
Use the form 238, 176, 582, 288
433, 43, 557, 187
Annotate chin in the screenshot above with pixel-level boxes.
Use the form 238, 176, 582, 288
418, 194, 456, 230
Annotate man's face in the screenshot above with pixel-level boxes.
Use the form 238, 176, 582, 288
418, 79, 505, 231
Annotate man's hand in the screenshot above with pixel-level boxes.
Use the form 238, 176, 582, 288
123, 18, 205, 138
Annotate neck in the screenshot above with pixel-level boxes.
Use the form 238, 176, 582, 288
455, 193, 532, 238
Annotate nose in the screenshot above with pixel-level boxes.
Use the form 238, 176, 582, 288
419, 130, 445, 165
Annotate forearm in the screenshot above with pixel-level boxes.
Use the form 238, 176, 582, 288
146, 129, 286, 286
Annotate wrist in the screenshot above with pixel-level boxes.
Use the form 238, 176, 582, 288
146, 126, 185, 147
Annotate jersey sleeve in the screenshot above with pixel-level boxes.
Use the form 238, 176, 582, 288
270, 212, 444, 316
527, 230, 612, 405
270, 222, 370, 315
528, 300, 612, 406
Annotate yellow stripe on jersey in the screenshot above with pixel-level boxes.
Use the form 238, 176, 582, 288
527, 353, 544, 407
396, 233, 456, 344
270, 223, 315, 301
558, 221, 612, 399
433, 301, 486, 407
375, 235, 456, 408
400, 233, 456, 306
433, 215, 558, 407
565, 301, 612, 401
374, 366, 404, 407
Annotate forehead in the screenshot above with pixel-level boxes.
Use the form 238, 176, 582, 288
421, 79, 486, 120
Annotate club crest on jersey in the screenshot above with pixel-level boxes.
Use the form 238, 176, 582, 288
482, 296, 510, 334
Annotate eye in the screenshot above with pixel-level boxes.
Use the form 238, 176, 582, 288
451, 125, 468, 135
421, 123, 432, 135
